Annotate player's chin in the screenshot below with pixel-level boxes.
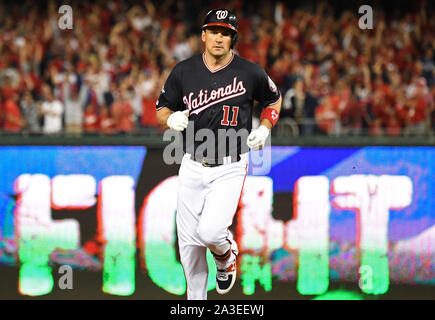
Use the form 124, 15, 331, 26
211, 47, 228, 56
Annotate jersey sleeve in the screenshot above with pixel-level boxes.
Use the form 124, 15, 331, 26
156, 66, 182, 112
253, 67, 281, 109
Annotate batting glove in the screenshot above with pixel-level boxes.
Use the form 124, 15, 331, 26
167, 110, 189, 131
247, 125, 270, 150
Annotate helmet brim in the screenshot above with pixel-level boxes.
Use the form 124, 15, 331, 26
202, 22, 237, 33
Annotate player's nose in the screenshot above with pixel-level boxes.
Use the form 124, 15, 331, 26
216, 32, 225, 39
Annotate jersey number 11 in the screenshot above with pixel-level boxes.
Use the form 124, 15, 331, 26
221, 105, 239, 126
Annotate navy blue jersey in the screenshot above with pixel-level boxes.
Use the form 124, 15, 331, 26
156, 52, 281, 159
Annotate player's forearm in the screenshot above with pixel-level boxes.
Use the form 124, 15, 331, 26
260, 118, 273, 129
156, 107, 173, 129
260, 97, 282, 129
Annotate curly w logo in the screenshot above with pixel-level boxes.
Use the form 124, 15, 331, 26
216, 10, 228, 20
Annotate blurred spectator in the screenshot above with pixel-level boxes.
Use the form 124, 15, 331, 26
20, 90, 40, 133
127, 4, 154, 33
363, 99, 386, 136
83, 101, 99, 134
0, 93, 3, 129
431, 83, 435, 132
172, 26, 193, 62
421, 48, 434, 83
314, 95, 342, 136
84, 55, 111, 107
111, 87, 135, 134
63, 82, 88, 136
1, 75, 19, 102
334, 79, 358, 134
99, 106, 116, 135
399, 77, 432, 135
40, 85, 64, 134
136, 69, 160, 128
281, 77, 317, 135
3, 92, 25, 133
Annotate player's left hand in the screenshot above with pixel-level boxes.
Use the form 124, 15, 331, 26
247, 125, 270, 150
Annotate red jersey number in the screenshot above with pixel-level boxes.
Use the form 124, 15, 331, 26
221, 105, 239, 126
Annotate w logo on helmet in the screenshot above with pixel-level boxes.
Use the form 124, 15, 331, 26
216, 10, 228, 19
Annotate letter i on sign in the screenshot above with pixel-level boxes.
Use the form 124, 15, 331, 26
294, 176, 330, 295
99, 176, 137, 296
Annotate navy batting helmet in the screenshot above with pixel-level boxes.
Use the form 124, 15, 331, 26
202, 9, 238, 48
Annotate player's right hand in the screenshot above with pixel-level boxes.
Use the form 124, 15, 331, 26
167, 110, 189, 131
247, 125, 270, 150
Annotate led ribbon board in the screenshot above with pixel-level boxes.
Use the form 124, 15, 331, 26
0, 146, 433, 297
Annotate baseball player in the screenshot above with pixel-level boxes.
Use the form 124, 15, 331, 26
156, 9, 282, 300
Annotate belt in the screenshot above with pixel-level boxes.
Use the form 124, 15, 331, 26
187, 154, 241, 167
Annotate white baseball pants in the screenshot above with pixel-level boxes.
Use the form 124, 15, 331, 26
176, 153, 248, 300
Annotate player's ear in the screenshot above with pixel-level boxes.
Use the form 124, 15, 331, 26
201, 29, 206, 43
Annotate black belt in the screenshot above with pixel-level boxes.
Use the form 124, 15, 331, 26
191, 154, 241, 167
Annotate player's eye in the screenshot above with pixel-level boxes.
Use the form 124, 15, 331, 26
209, 29, 230, 37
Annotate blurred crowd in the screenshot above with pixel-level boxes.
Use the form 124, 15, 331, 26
0, 0, 434, 137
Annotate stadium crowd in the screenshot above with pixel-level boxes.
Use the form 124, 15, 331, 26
0, 0, 433, 136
